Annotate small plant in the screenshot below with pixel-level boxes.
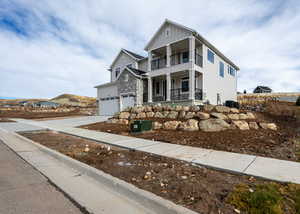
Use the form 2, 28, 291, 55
296, 96, 300, 106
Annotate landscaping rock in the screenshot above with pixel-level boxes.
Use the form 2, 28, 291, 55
239, 113, 248, 120
230, 108, 239, 113
215, 106, 231, 113
232, 120, 250, 130
144, 106, 152, 112
190, 105, 200, 112
152, 121, 162, 130
227, 114, 239, 120
129, 113, 137, 119
184, 112, 195, 119
136, 112, 146, 119
178, 110, 186, 119
107, 118, 119, 124
154, 112, 164, 118
167, 111, 178, 119
146, 112, 155, 118
119, 112, 130, 119
163, 111, 170, 117
199, 119, 230, 132
260, 123, 277, 130
196, 112, 210, 120
132, 107, 143, 114
246, 112, 256, 119
249, 122, 259, 129
118, 119, 129, 125
182, 106, 190, 111
163, 121, 181, 130
178, 119, 199, 131
203, 104, 215, 112
211, 112, 228, 120
175, 105, 183, 111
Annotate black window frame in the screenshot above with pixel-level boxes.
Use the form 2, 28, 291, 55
181, 78, 189, 92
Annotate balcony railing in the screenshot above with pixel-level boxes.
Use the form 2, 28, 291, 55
195, 88, 203, 100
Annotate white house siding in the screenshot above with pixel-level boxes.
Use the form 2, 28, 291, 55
138, 59, 148, 71
97, 84, 118, 99
111, 52, 137, 81
147, 23, 192, 51
201, 45, 237, 105
97, 84, 119, 115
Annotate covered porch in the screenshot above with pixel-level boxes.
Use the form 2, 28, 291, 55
143, 70, 203, 104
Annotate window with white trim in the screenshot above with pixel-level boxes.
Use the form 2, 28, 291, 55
219, 61, 224, 77
228, 65, 236, 76
207, 49, 214, 63
115, 67, 120, 77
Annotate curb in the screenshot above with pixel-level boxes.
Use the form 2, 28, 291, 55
2, 130, 199, 214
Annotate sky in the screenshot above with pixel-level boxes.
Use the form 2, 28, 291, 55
0, 0, 299, 98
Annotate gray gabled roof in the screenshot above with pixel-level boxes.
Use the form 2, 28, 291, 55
122, 49, 145, 60
145, 19, 240, 71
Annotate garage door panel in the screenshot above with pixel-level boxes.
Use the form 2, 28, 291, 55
100, 98, 119, 116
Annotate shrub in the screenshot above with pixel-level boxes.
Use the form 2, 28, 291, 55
296, 96, 300, 106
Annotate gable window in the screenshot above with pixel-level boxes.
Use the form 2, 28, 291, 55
219, 61, 224, 77
207, 49, 214, 63
115, 67, 120, 77
124, 74, 129, 82
182, 52, 189, 63
181, 78, 189, 92
228, 66, 236, 76
165, 27, 170, 37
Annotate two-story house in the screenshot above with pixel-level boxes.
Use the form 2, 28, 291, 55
95, 19, 239, 116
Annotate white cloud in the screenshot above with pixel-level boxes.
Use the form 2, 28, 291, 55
0, 0, 299, 98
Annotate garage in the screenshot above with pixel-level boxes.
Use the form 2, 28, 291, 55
99, 97, 119, 116
121, 94, 135, 111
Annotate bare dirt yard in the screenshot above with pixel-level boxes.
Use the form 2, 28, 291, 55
80, 112, 300, 162
20, 131, 300, 214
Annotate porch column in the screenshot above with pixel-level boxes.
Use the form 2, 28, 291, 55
148, 77, 152, 103
166, 73, 171, 101
189, 69, 195, 100
148, 51, 152, 72
189, 36, 195, 65
166, 44, 171, 67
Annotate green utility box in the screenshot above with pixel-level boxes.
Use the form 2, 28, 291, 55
130, 120, 152, 133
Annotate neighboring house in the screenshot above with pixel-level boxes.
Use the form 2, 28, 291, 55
95, 19, 239, 116
253, 86, 272, 93
33, 101, 60, 108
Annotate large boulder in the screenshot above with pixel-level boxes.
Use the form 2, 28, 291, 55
199, 119, 230, 132
259, 123, 277, 130
203, 104, 215, 112
152, 121, 162, 130
163, 111, 170, 117
227, 114, 239, 120
184, 112, 195, 119
107, 118, 119, 124
119, 112, 130, 119
215, 106, 231, 113
239, 113, 248, 120
163, 121, 181, 130
249, 122, 259, 129
182, 106, 190, 111
118, 119, 129, 125
146, 112, 155, 118
178, 110, 186, 119
211, 112, 228, 120
190, 105, 200, 112
175, 105, 183, 111
232, 120, 249, 130
178, 119, 199, 131
230, 108, 239, 113
167, 111, 178, 119
144, 106, 153, 112
136, 112, 146, 119
246, 112, 255, 119
196, 112, 210, 120
129, 113, 137, 119
154, 112, 164, 118
132, 107, 143, 114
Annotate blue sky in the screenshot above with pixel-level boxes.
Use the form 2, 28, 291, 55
0, 0, 299, 98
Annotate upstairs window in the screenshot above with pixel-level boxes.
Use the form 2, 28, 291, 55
228, 66, 236, 76
219, 61, 224, 77
207, 49, 214, 63
182, 52, 189, 63
115, 67, 120, 77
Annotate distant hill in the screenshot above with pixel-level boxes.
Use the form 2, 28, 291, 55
51, 94, 96, 107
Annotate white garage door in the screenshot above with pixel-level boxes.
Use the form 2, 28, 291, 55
99, 97, 119, 116
121, 95, 135, 111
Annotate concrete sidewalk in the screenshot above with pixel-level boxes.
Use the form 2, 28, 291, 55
0, 140, 83, 214
6, 118, 300, 184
